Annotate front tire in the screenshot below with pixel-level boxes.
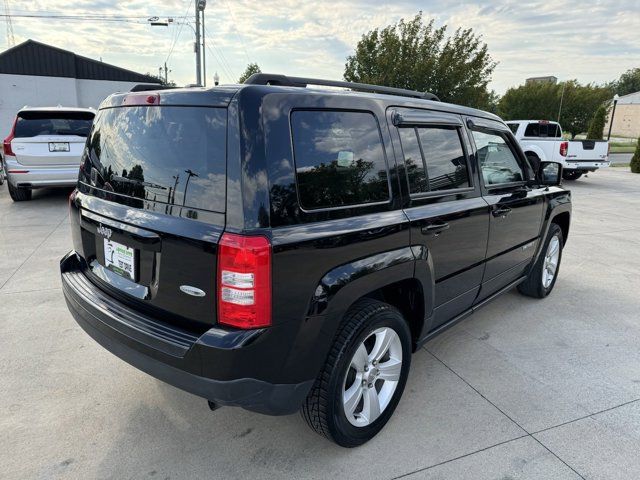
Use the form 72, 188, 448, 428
562, 170, 583, 181
301, 299, 411, 447
518, 223, 563, 298
8, 182, 32, 201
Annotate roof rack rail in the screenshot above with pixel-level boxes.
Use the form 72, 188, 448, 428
243, 73, 440, 101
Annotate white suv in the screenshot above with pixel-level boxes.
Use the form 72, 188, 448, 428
2, 107, 95, 201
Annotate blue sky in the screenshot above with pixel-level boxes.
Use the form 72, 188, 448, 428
2, 0, 639, 93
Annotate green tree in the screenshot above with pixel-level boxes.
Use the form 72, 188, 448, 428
498, 80, 613, 138
586, 104, 608, 140
239, 63, 261, 83
630, 138, 640, 174
344, 12, 497, 109
615, 67, 640, 96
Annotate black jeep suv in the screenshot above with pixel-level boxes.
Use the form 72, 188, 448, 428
61, 74, 571, 447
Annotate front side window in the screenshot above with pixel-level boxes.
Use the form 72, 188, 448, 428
472, 130, 524, 186
291, 110, 389, 210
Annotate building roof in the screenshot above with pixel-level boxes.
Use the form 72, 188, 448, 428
617, 91, 640, 104
0, 39, 161, 84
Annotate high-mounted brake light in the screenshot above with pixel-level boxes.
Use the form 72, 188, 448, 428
217, 233, 271, 329
122, 93, 160, 106
3, 116, 17, 157
559, 141, 568, 157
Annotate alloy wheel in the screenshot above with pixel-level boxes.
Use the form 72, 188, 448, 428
342, 327, 403, 427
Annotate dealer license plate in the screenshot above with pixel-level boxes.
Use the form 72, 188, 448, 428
104, 239, 136, 281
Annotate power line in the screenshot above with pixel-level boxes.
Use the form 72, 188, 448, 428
0, 13, 147, 24
221, 0, 250, 64
166, 0, 192, 64
204, 37, 236, 82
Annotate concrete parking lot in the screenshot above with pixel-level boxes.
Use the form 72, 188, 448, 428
1, 167, 639, 479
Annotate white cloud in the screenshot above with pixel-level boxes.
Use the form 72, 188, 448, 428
2, 0, 638, 94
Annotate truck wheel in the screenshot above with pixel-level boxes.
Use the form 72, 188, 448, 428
7, 182, 32, 201
562, 170, 582, 181
518, 223, 563, 298
301, 298, 411, 447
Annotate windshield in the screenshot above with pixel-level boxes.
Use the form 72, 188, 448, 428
15, 111, 95, 138
81, 106, 227, 213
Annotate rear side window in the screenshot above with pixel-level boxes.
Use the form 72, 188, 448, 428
291, 110, 390, 210
83, 106, 227, 213
507, 123, 519, 134
399, 126, 470, 194
524, 122, 560, 138
15, 111, 94, 138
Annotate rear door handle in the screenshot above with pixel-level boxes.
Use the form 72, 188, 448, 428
421, 222, 450, 235
492, 207, 512, 218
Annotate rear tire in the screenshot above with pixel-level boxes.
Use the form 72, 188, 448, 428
518, 223, 563, 298
8, 182, 32, 201
562, 170, 582, 181
301, 298, 411, 447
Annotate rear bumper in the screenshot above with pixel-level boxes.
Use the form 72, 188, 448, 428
5, 156, 79, 188
564, 160, 610, 170
60, 251, 313, 415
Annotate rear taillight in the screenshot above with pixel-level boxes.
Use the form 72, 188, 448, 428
559, 141, 568, 157
217, 233, 271, 329
3, 116, 17, 157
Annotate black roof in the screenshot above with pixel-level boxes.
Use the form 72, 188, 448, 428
0, 39, 161, 84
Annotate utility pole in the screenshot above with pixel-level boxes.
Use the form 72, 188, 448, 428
202, 9, 206, 86
164, 62, 169, 84
194, 1, 202, 86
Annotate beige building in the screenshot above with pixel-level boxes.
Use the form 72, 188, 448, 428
606, 91, 640, 139
525, 76, 558, 85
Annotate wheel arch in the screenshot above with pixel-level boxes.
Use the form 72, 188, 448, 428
551, 211, 571, 245
307, 246, 434, 350
523, 144, 547, 162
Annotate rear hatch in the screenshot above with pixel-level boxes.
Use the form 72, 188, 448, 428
73, 96, 229, 329
12, 110, 94, 166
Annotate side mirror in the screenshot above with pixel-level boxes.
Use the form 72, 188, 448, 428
538, 161, 563, 186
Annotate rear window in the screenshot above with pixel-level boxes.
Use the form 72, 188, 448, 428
524, 122, 561, 138
291, 110, 390, 210
15, 111, 95, 138
83, 106, 226, 213
507, 123, 519, 134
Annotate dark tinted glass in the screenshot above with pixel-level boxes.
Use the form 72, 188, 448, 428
524, 122, 560, 138
398, 128, 428, 194
507, 123, 519, 134
418, 128, 469, 191
472, 130, 524, 185
83, 106, 227, 212
291, 110, 389, 210
15, 111, 95, 138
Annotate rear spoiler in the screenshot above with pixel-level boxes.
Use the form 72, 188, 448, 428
130, 84, 176, 92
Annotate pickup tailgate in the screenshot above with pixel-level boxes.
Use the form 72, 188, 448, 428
567, 140, 609, 162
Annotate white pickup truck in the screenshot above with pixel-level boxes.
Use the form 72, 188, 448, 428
506, 120, 610, 180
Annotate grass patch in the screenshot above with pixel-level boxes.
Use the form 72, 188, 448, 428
610, 145, 636, 153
